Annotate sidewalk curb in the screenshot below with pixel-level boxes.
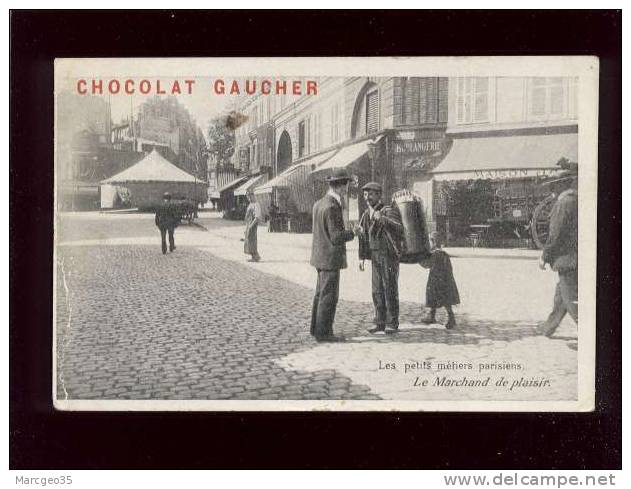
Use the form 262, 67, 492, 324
204, 228, 541, 261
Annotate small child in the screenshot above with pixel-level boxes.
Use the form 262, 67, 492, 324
420, 232, 460, 329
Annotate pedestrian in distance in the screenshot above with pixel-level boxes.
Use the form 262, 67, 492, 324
155, 192, 179, 255
309, 168, 356, 343
537, 161, 578, 337
244, 190, 262, 262
356, 182, 404, 334
420, 231, 460, 329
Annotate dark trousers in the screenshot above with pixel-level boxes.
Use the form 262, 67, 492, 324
160, 226, 175, 254
371, 252, 400, 327
542, 269, 578, 332
310, 269, 340, 339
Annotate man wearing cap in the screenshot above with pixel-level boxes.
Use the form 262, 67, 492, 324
155, 192, 178, 255
309, 168, 356, 342
537, 161, 578, 337
357, 182, 404, 334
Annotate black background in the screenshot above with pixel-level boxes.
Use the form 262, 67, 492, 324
10, 10, 621, 469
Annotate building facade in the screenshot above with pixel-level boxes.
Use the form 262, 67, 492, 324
227, 76, 451, 228
426, 76, 579, 247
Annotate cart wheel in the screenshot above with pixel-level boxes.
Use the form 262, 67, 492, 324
531, 194, 556, 249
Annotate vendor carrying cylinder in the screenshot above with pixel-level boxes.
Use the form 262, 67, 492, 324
392, 189, 432, 263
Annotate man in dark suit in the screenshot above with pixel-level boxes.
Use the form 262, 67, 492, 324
155, 192, 178, 255
310, 168, 356, 342
537, 165, 578, 337
357, 182, 404, 334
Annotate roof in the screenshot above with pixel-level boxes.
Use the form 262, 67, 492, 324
432, 132, 578, 176
102, 149, 200, 184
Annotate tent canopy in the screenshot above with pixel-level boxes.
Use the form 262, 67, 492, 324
102, 149, 202, 184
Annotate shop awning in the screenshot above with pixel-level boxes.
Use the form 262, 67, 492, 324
311, 136, 383, 173
217, 175, 249, 194
431, 132, 578, 181
255, 149, 337, 195
234, 174, 266, 196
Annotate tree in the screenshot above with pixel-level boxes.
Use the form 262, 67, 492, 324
206, 113, 238, 167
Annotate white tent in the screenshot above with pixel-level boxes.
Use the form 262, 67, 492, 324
102, 149, 200, 184
101, 149, 207, 209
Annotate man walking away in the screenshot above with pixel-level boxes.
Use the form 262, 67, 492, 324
357, 182, 404, 334
310, 168, 355, 343
537, 163, 578, 337
155, 192, 178, 255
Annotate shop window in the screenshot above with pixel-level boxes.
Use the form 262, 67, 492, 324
456, 77, 490, 124
528, 77, 568, 120
366, 90, 379, 134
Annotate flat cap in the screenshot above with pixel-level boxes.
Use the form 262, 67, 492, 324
361, 181, 382, 192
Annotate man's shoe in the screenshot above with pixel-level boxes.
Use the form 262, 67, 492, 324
316, 335, 346, 343
421, 316, 436, 325
385, 325, 399, 334
536, 323, 556, 337
368, 326, 386, 334
445, 318, 456, 330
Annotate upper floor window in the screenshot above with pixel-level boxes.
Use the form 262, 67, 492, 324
365, 90, 379, 134
456, 77, 490, 124
314, 112, 322, 151
298, 120, 307, 158
330, 104, 340, 144
528, 77, 570, 120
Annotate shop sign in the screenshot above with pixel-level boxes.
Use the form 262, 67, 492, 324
393, 140, 443, 155
472, 168, 560, 179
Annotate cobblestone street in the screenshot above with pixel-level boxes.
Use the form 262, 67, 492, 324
56, 211, 578, 404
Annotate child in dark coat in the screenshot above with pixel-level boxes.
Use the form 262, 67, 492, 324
420, 232, 460, 329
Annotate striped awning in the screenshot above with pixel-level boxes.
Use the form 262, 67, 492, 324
234, 174, 266, 196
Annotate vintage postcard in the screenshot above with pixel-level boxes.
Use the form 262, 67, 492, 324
53, 57, 598, 411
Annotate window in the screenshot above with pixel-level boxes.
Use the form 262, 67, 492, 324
330, 104, 340, 143
528, 77, 568, 119
456, 77, 490, 124
366, 90, 379, 134
298, 120, 306, 157
313, 112, 321, 151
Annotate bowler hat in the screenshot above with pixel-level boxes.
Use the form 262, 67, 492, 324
325, 168, 351, 183
361, 181, 382, 192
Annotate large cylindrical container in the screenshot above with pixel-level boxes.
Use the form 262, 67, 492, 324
393, 190, 432, 263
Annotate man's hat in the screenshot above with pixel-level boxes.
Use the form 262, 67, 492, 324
541, 157, 578, 186
361, 181, 382, 192
163, 192, 172, 199
325, 168, 351, 183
